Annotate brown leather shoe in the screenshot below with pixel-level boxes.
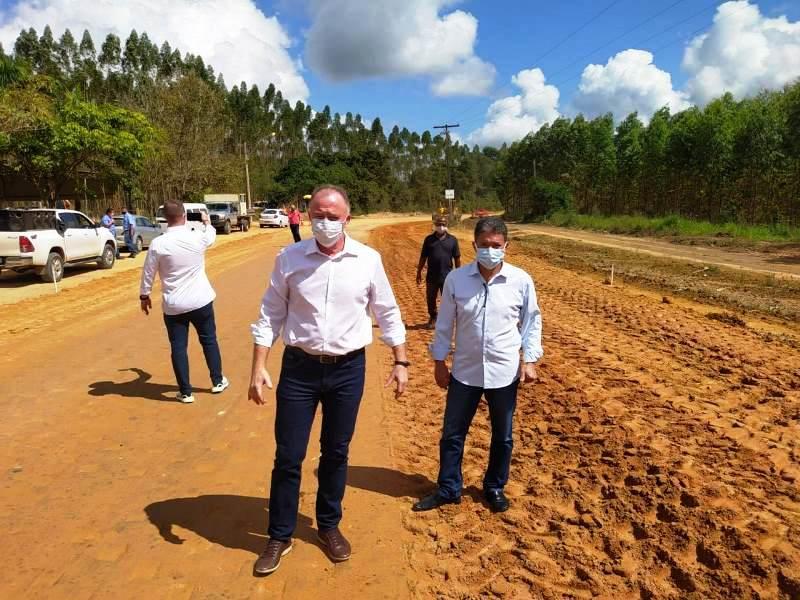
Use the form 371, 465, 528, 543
253, 538, 293, 576
317, 527, 351, 562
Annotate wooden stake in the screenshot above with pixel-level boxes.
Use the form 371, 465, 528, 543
610, 264, 614, 287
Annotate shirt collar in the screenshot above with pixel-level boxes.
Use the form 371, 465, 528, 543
304, 233, 359, 257
469, 260, 508, 282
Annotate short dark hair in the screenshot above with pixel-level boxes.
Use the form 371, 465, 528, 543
105, 207, 113, 215
163, 200, 185, 222
311, 184, 351, 211
474, 216, 508, 241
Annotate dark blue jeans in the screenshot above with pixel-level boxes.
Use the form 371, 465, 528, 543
162, 302, 223, 396
268, 348, 366, 541
437, 377, 519, 500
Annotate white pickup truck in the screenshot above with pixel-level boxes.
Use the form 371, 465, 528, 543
0, 208, 117, 282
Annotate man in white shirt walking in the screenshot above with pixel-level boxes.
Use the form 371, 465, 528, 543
139, 200, 229, 403
413, 216, 542, 514
248, 184, 409, 575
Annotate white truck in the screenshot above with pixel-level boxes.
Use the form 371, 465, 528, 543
0, 208, 117, 282
203, 193, 251, 234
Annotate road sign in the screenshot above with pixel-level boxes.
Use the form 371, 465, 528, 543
445, 189, 455, 200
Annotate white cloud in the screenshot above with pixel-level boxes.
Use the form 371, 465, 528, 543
683, 0, 800, 105
573, 49, 689, 120
467, 68, 560, 147
0, 0, 310, 102
305, 0, 495, 96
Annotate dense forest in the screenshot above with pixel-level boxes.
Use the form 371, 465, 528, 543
0, 26, 499, 216
1, 26, 798, 226
497, 84, 800, 226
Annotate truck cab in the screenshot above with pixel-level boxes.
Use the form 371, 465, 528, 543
203, 194, 251, 234
155, 203, 209, 233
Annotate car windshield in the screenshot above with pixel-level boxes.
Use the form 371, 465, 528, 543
206, 203, 229, 211
156, 208, 165, 219
264, 210, 278, 215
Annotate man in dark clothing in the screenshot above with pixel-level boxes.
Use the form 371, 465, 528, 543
417, 216, 461, 329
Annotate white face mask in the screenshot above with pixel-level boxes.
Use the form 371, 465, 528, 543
435, 225, 447, 235
312, 218, 344, 247
476, 246, 505, 269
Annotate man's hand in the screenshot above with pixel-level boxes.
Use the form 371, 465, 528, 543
434, 360, 451, 389
385, 365, 408, 398
416, 272, 422, 286
522, 363, 537, 384
201, 211, 210, 225
248, 366, 273, 405
140, 297, 152, 315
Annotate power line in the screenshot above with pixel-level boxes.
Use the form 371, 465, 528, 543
455, 0, 737, 134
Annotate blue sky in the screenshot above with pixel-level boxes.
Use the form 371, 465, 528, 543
264, 0, 800, 143
1, 0, 799, 146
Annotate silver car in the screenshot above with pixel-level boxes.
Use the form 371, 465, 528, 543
114, 215, 162, 252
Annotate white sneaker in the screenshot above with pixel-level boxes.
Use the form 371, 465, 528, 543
212, 376, 229, 394
177, 393, 195, 404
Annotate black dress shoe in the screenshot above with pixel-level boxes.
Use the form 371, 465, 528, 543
485, 489, 509, 513
412, 493, 461, 512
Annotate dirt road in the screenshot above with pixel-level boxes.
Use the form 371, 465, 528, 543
2, 217, 799, 599
378, 223, 800, 599
510, 224, 800, 280
0, 219, 420, 599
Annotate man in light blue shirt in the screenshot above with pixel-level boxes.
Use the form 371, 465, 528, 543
101, 207, 120, 258
121, 207, 139, 258
413, 216, 542, 513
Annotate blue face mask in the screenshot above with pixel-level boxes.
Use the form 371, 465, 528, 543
476, 246, 505, 269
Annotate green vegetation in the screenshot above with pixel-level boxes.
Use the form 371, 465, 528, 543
498, 81, 800, 228
543, 212, 800, 242
1, 26, 501, 216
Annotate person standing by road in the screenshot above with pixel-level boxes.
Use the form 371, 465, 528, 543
139, 200, 229, 404
287, 204, 302, 243
122, 207, 139, 259
417, 215, 461, 329
101, 207, 121, 258
413, 217, 542, 514
248, 184, 409, 576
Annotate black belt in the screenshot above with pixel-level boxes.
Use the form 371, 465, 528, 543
285, 346, 364, 364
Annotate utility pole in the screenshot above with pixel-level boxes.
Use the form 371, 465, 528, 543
243, 141, 252, 210
433, 123, 459, 216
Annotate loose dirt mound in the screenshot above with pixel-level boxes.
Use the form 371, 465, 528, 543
374, 222, 800, 599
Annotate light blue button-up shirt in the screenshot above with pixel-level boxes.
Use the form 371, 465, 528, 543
101, 214, 116, 236
430, 260, 543, 389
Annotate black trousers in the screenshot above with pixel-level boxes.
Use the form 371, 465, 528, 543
289, 224, 301, 243
268, 348, 366, 540
426, 278, 444, 320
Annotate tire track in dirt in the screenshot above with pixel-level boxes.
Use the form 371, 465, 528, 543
373, 222, 800, 599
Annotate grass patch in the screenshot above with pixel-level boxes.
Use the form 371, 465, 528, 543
543, 211, 800, 243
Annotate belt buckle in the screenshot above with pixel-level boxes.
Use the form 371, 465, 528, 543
319, 354, 337, 365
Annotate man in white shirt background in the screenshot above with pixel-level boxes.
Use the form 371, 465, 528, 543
248, 184, 409, 576
139, 200, 229, 404
413, 216, 542, 514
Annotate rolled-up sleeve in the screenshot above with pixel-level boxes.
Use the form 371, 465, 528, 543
368, 254, 406, 347
250, 252, 290, 348
520, 276, 543, 363
202, 225, 216, 248
430, 273, 456, 361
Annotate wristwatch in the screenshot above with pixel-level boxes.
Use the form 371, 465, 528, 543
394, 360, 411, 367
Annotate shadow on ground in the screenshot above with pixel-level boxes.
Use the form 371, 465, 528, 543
88, 368, 209, 402
144, 494, 315, 554
345, 465, 434, 499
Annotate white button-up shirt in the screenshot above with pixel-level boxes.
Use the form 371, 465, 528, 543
251, 236, 406, 355
430, 261, 543, 389
139, 224, 216, 316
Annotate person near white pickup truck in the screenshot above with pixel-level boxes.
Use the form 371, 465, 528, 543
139, 199, 229, 403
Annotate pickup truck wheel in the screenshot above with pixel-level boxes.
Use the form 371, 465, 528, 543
136, 237, 144, 252
41, 252, 64, 283
242, 219, 249, 232
223, 220, 231, 235
98, 243, 116, 269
